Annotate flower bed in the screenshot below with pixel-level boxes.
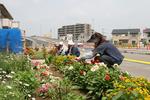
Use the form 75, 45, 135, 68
0, 53, 39, 100
46, 55, 150, 100
1, 53, 150, 100
0, 53, 85, 100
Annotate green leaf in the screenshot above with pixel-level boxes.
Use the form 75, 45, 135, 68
112, 91, 123, 100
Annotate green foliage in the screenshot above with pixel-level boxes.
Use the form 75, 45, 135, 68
0, 83, 25, 100
47, 78, 85, 100
47, 55, 150, 100
0, 53, 38, 100
0, 53, 31, 73
14, 71, 40, 98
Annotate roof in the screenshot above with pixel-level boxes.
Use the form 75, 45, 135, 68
112, 29, 140, 34
143, 28, 150, 33
0, 3, 13, 19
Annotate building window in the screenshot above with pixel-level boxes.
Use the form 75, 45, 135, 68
114, 41, 118, 45
148, 33, 150, 37
132, 41, 136, 47
132, 34, 136, 37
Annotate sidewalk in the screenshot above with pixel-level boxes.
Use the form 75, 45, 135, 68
119, 48, 150, 55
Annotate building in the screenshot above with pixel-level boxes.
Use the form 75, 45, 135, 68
58, 24, 94, 43
25, 36, 59, 49
0, 3, 25, 51
0, 3, 13, 28
143, 28, 150, 44
112, 29, 141, 47
0, 3, 13, 19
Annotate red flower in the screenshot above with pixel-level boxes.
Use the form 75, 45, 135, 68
105, 74, 111, 81
41, 71, 49, 76
95, 60, 100, 63
79, 70, 86, 75
119, 75, 125, 81
91, 60, 95, 64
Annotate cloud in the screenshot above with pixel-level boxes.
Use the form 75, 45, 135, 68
1, 0, 150, 38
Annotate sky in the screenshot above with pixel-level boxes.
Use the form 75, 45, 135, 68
1, 0, 150, 39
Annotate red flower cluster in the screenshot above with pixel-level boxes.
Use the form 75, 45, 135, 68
90, 59, 100, 64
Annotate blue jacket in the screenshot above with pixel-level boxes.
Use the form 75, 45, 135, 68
65, 46, 80, 57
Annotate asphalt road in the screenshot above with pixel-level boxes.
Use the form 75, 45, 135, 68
120, 53, 150, 80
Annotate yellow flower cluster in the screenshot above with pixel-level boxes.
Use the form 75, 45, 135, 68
113, 76, 150, 99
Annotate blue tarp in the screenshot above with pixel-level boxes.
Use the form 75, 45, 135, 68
0, 28, 23, 53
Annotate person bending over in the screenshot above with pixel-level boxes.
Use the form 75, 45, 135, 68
80, 32, 124, 67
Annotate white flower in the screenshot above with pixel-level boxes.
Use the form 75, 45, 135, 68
113, 63, 119, 68
19, 81, 22, 84
11, 71, 15, 74
32, 98, 36, 100
68, 66, 74, 70
24, 83, 30, 87
6, 75, 13, 78
64, 66, 69, 69
28, 94, 31, 97
2, 81, 6, 84
50, 79, 55, 83
2, 71, 6, 74
7, 86, 12, 89
83, 71, 86, 76
9, 92, 14, 95
99, 62, 106, 67
91, 65, 99, 72
0, 76, 2, 80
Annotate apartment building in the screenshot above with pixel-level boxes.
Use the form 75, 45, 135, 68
112, 29, 141, 47
58, 24, 94, 42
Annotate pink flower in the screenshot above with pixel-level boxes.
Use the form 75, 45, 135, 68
38, 83, 50, 93
41, 71, 49, 76
33, 61, 41, 66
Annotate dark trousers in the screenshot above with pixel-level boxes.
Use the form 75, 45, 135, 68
99, 55, 122, 67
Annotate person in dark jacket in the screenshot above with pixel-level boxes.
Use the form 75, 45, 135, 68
81, 32, 124, 67
65, 41, 80, 57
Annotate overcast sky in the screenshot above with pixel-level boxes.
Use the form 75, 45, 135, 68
1, 0, 150, 38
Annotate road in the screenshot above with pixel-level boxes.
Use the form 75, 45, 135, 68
120, 53, 150, 80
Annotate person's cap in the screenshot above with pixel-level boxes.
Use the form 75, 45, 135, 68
87, 32, 103, 43
68, 41, 74, 45
59, 41, 63, 45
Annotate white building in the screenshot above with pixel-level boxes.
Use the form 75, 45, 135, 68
58, 24, 94, 43
143, 28, 150, 44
